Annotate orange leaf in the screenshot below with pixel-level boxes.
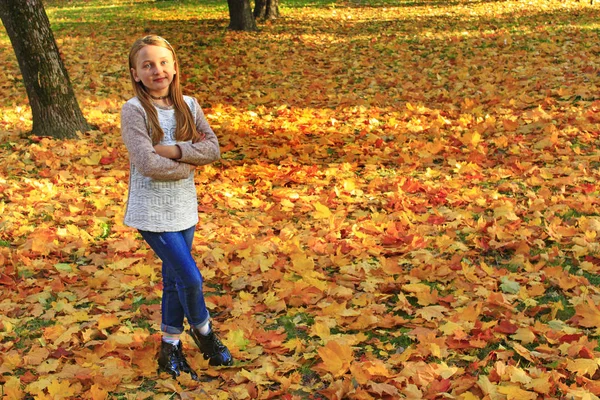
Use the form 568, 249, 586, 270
90, 384, 110, 400
573, 298, 600, 328
316, 341, 354, 377
97, 314, 120, 330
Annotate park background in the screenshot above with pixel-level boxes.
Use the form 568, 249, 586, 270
1, 0, 600, 398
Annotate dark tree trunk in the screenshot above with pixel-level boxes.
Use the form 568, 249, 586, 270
0, 0, 90, 139
254, 0, 280, 20
227, 0, 257, 31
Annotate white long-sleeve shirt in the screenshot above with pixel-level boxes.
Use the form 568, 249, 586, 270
120, 96, 220, 232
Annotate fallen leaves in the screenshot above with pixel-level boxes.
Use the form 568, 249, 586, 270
1, 0, 600, 398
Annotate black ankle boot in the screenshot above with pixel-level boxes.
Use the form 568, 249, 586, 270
157, 340, 199, 380
189, 324, 233, 366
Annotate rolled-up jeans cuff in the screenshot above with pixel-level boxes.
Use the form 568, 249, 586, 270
161, 323, 185, 334
192, 315, 211, 330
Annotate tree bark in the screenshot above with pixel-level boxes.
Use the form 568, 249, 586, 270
227, 0, 258, 31
255, 0, 280, 20
0, 0, 91, 139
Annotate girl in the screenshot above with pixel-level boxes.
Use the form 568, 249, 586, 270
121, 35, 232, 380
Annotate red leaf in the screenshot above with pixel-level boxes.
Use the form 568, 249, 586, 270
494, 320, 519, 334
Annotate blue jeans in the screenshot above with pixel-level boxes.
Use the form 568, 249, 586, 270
139, 226, 210, 334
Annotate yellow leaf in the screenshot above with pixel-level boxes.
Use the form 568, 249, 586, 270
529, 374, 552, 394
263, 291, 286, 312
1, 318, 14, 333
350, 362, 372, 385
415, 305, 447, 321
510, 327, 536, 344
493, 201, 519, 221
439, 321, 464, 336
97, 314, 120, 330
364, 359, 394, 378
37, 359, 60, 374
291, 253, 315, 270
566, 358, 599, 377
281, 198, 295, 209
43, 325, 66, 342
108, 331, 134, 346
310, 320, 331, 341
497, 385, 537, 400
266, 145, 290, 160
2, 376, 24, 399
239, 368, 274, 385
226, 329, 249, 351
81, 152, 102, 166
108, 257, 141, 270
343, 179, 355, 191
90, 384, 109, 400
461, 131, 481, 147
108, 236, 138, 253
508, 366, 532, 385
316, 340, 354, 377
313, 201, 332, 219
47, 379, 80, 399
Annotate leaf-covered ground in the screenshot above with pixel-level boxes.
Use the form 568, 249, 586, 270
2, 0, 600, 398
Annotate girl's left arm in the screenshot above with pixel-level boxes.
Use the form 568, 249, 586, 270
176, 98, 221, 166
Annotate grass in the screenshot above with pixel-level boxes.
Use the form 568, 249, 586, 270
269, 313, 315, 340
4, 318, 57, 349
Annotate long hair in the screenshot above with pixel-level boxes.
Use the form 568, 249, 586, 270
128, 35, 199, 145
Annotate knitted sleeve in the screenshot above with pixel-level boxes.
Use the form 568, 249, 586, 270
176, 97, 221, 166
121, 101, 193, 181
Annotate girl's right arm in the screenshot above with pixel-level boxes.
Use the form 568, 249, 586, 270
121, 102, 193, 180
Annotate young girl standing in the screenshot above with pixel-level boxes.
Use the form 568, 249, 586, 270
121, 35, 232, 380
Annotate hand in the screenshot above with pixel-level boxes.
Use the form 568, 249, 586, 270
154, 144, 182, 160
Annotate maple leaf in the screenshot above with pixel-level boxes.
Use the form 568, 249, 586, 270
47, 379, 82, 399
89, 384, 110, 400
415, 305, 448, 321
1, 376, 24, 399
566, 359, 600, 377
315, 341, 354, 378
23, 346, 50, 366
312, 201, 333, 219
510, 327, 536, 344
573, 298, 600, 328
367, 381, 400, 397
497, 384, 538, 400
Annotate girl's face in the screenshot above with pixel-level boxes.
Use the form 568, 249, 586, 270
131, 45, 176, 97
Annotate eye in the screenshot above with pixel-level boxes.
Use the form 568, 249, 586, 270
161, 60, 168, 65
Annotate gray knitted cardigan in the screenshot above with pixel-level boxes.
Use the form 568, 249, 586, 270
121, 96, 220, 232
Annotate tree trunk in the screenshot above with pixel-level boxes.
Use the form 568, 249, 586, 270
0, 0, 91, 139
255, 0, 280, 20
227, 0, 257, 31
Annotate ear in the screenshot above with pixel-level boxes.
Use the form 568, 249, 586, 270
131, 68, 140, 82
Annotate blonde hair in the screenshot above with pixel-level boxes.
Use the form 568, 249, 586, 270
128, 35, 199, 145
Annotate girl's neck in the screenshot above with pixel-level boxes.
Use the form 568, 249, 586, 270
149, 93, 169, 100
149, 94, 172, 107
